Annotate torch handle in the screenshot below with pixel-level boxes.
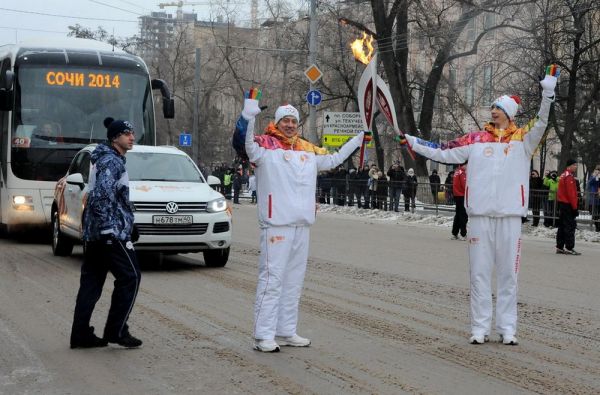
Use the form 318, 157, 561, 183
394, 127, 416, 160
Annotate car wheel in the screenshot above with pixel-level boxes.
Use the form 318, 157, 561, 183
52, 211, 74, 256
203, 247, 230, 267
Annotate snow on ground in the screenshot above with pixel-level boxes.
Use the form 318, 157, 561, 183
317, 204, 600, 244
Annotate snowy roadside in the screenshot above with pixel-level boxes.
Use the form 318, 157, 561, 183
317, 204, 600, 244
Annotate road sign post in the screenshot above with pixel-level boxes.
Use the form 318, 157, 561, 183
179, 133, 192, 147
306, 90, 322, 106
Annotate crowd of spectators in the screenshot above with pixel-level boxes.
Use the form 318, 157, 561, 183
204, 160, 600, 232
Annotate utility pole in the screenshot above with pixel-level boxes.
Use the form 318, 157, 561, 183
307, 0, 318, 143
192, 47, 200, 164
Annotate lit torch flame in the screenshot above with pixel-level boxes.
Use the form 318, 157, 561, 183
351, 32, 374, 65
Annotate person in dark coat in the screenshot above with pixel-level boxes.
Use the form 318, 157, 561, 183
233, 166, 244, 204
403, 168, 417, 212
387, 163, 406, 212
318, 171, 332, 204
357, 164, 371, 208
376, 171, 388, 210
587, 165, 600, 232
529, 170, 543, 226
429, 169, 442, 205
334, 167, 347, 206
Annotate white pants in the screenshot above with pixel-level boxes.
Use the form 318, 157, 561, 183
254, 225, 310, 340
468, 216, 521, 337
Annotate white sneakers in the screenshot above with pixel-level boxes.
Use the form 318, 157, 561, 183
499, 334, 519, 345
469, 335, 489, 344
275, 334, 311, 347
253, 339, 280, 352
254, 334, 311, 352
469, 334, 518, 345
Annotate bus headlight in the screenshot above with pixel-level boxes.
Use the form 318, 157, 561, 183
12, 195, 34, 210
207, 197, 227, 213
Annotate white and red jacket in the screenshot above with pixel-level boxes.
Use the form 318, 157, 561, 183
405, 95, 553, 217
243, 117, 363, 227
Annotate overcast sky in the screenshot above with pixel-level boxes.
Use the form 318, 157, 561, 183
0, 0, 260, 45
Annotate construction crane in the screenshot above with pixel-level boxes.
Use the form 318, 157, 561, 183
158, 1, 247, 22
158, 1, 209, 20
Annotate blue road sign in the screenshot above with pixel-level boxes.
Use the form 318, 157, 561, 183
179, 133, 192, 147
306, 90, 322, 106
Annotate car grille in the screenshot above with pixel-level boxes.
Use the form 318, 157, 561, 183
213, 222, 230, 233
136, 223, 209, 235
133, 202, 208, 212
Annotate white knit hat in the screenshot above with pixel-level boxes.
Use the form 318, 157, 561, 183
492, 95, 521, 120
275, 104, 299, 124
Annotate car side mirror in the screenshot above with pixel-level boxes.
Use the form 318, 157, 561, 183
66, 173, 85, 190
207, 175, 221, 186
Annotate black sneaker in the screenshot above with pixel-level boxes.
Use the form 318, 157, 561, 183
70, 327, 109, 349
556, 248, 566, 254
105, 332, 143, 348
566, 249, 582, 256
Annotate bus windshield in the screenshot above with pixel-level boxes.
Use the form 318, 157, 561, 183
11, 66, 155, 181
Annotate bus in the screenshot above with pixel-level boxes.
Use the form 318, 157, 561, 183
0, 37, 174, 234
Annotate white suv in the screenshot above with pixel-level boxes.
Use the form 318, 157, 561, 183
51, 145, 232, 266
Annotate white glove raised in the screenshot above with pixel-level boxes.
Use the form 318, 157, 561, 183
241, 88, 263, 120
242, 98, 261, 120
540, 65, 560, 98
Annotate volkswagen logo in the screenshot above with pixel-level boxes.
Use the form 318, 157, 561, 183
165, 201, 179, 214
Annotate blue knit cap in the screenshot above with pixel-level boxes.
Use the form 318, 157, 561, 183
104, 117, 134, 141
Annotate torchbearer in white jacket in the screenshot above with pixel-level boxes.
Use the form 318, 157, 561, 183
232, 89, 365, 352
401, 65, 560, 346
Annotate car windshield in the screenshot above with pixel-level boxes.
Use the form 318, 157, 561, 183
126, 152, 204, 182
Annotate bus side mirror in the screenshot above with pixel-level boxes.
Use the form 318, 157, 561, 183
151, 78, 175, 119
163, 98, 175, 119
0, 70, 15, 111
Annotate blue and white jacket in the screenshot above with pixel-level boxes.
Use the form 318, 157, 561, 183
83, 143, 134, 241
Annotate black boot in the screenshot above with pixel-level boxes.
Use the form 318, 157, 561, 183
70, 326, 108, 349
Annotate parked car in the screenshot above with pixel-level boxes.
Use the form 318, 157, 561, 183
51, 144, 232, 267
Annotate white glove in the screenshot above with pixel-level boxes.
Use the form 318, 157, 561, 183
540, 75, 558, 98
540, 65, 560, 98
242, 98, 261, 120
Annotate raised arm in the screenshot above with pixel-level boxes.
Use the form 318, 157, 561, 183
232, 89, 264, 164
316, 132, 364, 171
523, 65, 559, 158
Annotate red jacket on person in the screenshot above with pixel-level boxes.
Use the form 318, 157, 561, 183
453, 166, 467, 197
557, 169, 578, 210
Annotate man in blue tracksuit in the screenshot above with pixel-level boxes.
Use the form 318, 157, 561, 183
70, 117, 142, 349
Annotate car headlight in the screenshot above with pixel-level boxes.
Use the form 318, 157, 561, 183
207, 197, 227, 213
12, 195, 34, 210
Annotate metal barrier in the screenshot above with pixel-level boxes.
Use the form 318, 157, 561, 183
313, 178, 600, 229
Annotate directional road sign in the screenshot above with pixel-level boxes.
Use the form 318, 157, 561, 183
306, 90, 322, 106
179, 133, 192, 147
322, 112, 364, 135
322, 134, 374, 148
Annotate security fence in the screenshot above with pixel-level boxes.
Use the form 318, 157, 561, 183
314, 178, 600, 230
